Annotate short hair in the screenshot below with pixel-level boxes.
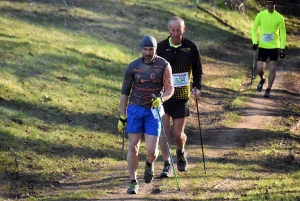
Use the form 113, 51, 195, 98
167, 16, 185, 28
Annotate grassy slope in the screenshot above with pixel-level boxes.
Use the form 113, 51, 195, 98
0, 0, 299, 200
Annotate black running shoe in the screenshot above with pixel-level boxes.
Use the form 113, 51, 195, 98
177, 151, 188, 172
264, 88, 271, 98
159, 163, 172, 178
127, 182, 139, 194
257, 78, 265, 92
144, 158, 154, 183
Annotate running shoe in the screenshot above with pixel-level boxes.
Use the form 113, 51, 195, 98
257, 78, 265, 92
264, 88, 271, 98
177, 151, 188, 172
159, 163, 173, 178
144, 158, 154, 183
127, 182, 139, 194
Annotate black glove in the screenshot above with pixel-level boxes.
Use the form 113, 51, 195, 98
279, 49, 285, 59
252, 44, 258, 51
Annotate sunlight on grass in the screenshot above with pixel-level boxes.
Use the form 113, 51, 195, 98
264, 121, 290, 133
221, 112, 242, 127
231, 94, 251, 108
191, 144, 300, 200
0, 0, 299, 200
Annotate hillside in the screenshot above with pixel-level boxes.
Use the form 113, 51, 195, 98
0, 0, 299, 200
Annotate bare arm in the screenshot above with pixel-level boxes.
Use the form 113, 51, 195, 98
120, 94, 128, 117
161, 63, 174, 101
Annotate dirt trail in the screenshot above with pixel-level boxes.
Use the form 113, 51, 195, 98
1, 1, 299, 200
237, 66, 299, 130
202, 58, 299, 152
2, 58, 297, 201
95, 57, 299, 200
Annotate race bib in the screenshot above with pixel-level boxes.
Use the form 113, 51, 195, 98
262, 33, 274, 42
151, 106, 165, 119
172, 72, 189, 87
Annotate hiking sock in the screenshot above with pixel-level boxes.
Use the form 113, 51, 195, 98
176, 148, 184, 155
131, 180, 137, 184
146, 159, 152, 166
164, 160, 171, 166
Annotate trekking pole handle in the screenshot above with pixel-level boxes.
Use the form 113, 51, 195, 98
192, 87, 201, 100
152, 94, 181, 190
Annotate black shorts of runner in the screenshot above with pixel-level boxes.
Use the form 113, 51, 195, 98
258, 48, 279, 62
163, 98, 190, 119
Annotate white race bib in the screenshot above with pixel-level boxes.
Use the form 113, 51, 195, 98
262, 33, 274, 42
151, 106, 165, 119
172, 72, 189, 87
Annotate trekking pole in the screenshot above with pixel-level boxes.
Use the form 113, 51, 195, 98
283, 60, 286, 71
251, 50, 256, 86
122, 127, 125, 159
195, 99, 206, 175
152, 94, 180, 191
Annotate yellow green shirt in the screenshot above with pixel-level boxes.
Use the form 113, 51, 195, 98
251, 10, 286, 49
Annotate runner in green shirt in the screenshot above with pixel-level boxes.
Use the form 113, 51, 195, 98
251, 0, 286, 98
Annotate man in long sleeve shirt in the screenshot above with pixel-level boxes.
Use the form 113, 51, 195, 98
251, 0, 286, 98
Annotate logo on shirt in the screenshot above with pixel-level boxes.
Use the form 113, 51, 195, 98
150, 73, 155, 79
135, 74, 140, 80
154, 69, 162, 73
180, 48, 191, 53
134, 68, 145, 73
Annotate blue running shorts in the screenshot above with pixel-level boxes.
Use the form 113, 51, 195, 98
126, 104, 161, 136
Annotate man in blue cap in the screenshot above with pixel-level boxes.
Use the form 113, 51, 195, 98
118, 35, 174, 194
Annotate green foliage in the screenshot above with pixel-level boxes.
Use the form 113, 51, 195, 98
0, 0, 299, 200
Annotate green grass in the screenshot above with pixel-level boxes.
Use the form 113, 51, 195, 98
221, 111, 243, 127
0, 0, 299, 200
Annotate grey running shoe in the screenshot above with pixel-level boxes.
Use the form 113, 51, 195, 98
257, 78, 265, 92
127, 182, 139, 194
144, 158, 154, 183
159, 163, 172, 178
177, 151, 188, 172
264, 88, 271, 98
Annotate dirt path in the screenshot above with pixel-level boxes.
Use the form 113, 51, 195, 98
2, 52, 297, 201
237, 65, 299, 130
93, 56, 299, 200
1, 1, 299, 200
1, 58, 298, 201
201, 57, 299, 155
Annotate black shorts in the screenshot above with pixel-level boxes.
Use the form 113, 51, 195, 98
163, 98, 190, 119
257, 48, 279, 62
